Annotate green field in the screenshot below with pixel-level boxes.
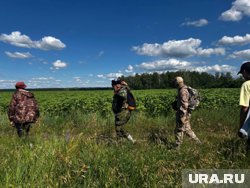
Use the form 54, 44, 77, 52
0, 88, 248, 187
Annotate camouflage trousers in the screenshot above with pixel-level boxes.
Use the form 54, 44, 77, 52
15, 122, 31, 137
115, 109, 131, 138
175, 112, 200, 146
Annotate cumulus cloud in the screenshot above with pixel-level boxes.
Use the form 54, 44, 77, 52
97, 72, 123, 80
132, 38, 225, 58
136, 59, 237, 74
137, 59, 191, 71
232, 49, 250, 59
0, 31, 66, 50
5, 51, 32, 59
218, 34, 250, 45
220, 0, 250, 21
125, 65, 134, 73
52, 60, 68, 70
191, 64, 237, 74
181, 19, 208, 27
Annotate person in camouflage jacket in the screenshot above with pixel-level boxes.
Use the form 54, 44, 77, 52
173, 77, 201, 149
8, 82, 40, 137
112, 80, 136, 143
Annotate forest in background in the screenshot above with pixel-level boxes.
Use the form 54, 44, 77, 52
120, 71, 243, 89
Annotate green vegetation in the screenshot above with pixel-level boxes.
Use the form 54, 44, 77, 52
120, 71, 243, 89
0, 88, 249, 187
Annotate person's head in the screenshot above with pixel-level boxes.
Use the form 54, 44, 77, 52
238, 61, 250, 80
15, 81, 27, 89
174, 76, 184, 88
111, 80, 122, 91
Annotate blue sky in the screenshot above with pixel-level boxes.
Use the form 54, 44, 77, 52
0, 0, 250, 88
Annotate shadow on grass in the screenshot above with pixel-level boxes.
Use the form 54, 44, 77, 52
96, 132, 117, 145
147, 127, 173, 149
218, 137, 247, 161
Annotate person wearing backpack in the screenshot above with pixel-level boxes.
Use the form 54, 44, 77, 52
8, 82, 40, 137
172, 76, 201, 149
111, 80, 136, 144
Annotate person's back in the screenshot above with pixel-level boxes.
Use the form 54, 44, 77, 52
8, 82, 39, 137
9, 89, 39, 124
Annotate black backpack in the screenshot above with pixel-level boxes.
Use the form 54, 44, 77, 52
127, 90, 136, 111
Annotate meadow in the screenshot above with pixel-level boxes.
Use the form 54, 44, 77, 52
0, 88, 249, 187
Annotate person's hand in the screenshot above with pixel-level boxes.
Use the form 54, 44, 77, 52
121, 81, 128, 86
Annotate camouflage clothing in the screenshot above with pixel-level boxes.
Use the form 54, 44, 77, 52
112, 85, 131, 138
175, 85, 200, 146
8, 89, 40, 124
112, 85, 129, 113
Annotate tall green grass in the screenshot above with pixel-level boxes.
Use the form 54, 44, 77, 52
0, 108, 249, 187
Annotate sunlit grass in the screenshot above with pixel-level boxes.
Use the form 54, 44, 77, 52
0, 106, 249, 187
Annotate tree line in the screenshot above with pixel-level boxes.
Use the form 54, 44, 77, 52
120, 71, 244, 89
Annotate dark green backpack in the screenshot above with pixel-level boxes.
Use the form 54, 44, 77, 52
127, 90, 136, 111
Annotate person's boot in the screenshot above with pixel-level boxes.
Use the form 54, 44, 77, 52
127, 134, 136, 144
17, 129, 23, 137
171, 143, 180, 150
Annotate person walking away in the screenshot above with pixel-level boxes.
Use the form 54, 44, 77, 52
8, 82, 40, 137
112, 80, 136, 143
237, 62, 250, 152
173, 76, 201, 149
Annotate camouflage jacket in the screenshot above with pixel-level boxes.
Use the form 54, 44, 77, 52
112, 85, 129, 113
8, 89, 40, 124
177, 85, 189, 115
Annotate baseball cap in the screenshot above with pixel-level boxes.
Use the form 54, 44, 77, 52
15, 81, 27, 89
111, 80, 121, 86
175, 76, 184, 83
238, 62, 250, 75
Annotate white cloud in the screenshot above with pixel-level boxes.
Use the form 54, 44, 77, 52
97, 75, 104, 78
35, 36, 66, 50
5, 51, 32, 59
181, 19, 208, 27
0, 79, 17, 88
52, 60, 68, 69
197, 48, 225, 56
106, 72, 123, 79
29, 77, 62, 88
232, 49, 250, 59
74, 77, 81, 82
125, 65, 134, 73
132, 38, 225, 58
137, 59, 191, 71
218, 34, 250, 45
136, 59, 237, 75
191, 64, 237, 74
97, 72, 123, 80
220, 0, 250, 21
0, 31, 66, 50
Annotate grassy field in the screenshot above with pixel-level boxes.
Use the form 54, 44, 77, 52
0, 89, 249, 187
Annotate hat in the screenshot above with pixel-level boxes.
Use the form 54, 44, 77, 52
175, 76, 184, 83
238, 62, 250, 75
111, 80, 121, 86
15, 81, 27, 89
